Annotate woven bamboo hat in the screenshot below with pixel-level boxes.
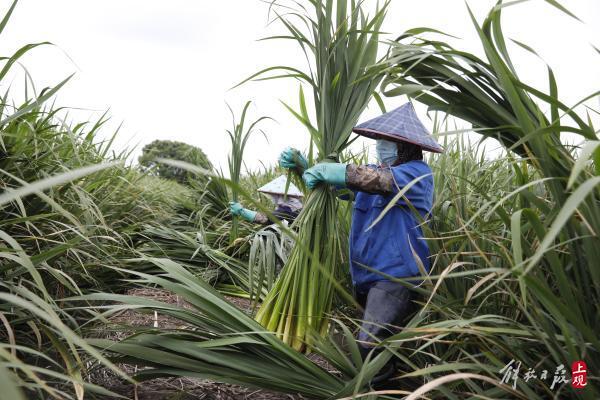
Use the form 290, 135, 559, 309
257, 175, 303, 197
353, 102, 443, 153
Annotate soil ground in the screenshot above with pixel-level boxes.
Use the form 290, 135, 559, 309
92, 288, 337, 400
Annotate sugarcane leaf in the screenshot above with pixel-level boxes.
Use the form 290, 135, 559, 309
0, 0, 17, 36
280, 100, 323, 153
493, 0, 534, 10
490, 5, 517, 74
567, 141, 600, 189
231, 66, 314, 90
543, 0, 581, 21
510, 38, 541, 57
0, 365, 25, 400
0, 162, 119, 207
372, 91, 386, 113
547, 66, 559, 128
0, 74, 72, 127
396, 26, 460, 41
0, 42, 51, 81
466, 4, 534, 132
525, 176, 600, 272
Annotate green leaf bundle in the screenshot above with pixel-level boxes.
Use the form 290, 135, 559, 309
251, 0, 389, 350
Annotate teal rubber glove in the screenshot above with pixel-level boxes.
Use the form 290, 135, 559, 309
302, 163, 347, 189
228, 201, 257, 222
279, 147, 308, 171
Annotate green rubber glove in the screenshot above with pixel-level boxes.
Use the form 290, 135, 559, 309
228, 201, 257, 222
279, 147, 308, 171
302, 163, 347, 189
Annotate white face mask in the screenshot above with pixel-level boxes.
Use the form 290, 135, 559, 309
375, 139, 398, 166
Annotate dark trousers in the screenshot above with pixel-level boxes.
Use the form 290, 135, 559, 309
355, 280, 415, 359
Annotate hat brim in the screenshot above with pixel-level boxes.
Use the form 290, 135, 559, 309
353, 128, 444, 153
258, 189, 304, 198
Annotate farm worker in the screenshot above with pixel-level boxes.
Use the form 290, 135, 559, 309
228, 175, 304, 225
280, 102, 443, 381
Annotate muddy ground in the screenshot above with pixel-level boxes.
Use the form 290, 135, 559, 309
91, 288, 337, 400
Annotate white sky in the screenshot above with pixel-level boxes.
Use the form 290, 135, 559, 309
3, 0, 599, 170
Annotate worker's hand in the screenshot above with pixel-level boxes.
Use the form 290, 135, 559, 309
279, 147, 308, 171
228, 201, 257, 222
302, 163, 347, 190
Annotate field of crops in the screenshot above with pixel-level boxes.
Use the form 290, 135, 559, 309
1, 0, 598, 399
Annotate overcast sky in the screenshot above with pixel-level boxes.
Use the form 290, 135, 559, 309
3, 0, 599, 170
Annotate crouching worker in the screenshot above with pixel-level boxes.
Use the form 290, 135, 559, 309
228, 175, 304, 225
280, 103, 443, 383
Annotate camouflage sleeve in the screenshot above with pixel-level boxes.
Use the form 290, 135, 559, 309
253, 212, 270, 225
346, 164, 394, 195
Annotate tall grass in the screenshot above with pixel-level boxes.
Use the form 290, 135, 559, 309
374, 1, 599, 397
0, 159, 132, 399
226, 101, 269, 243
2, 0, 598, 398
0, 2, 205, 397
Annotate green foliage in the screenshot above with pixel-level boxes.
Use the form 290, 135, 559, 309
135, 207, 230, 282
0, 108, 193, 289
251, 0, 390, 351
226, 101, 270, 242
95, 1, 600, 398
1, 0, 598, 399
376, 1, 600, 398
247, 224, 294, 307
81, 257, 394, 399
139, 139, 213, 185
0, 2, 197, 397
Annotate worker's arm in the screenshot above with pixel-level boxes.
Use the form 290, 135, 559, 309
302, 163, 394, 196
229, 202, 260, 223
230, 203, 296, 225
253, 212, 270, 224
345, 164, 394, 196
255, 206, 299, 225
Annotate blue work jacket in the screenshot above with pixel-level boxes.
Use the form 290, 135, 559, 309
349, 160, 434, 291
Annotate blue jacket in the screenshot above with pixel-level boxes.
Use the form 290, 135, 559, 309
349, 160, 434, 291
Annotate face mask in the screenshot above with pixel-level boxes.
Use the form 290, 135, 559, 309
375, 139, 398, 166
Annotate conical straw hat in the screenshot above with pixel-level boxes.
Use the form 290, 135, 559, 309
353, 102, 444, 153
258, 175, 303, 197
